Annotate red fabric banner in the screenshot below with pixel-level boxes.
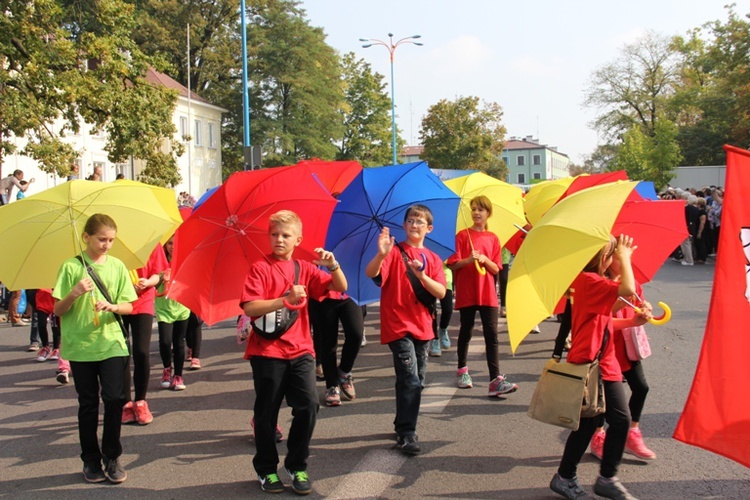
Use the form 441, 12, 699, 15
673, 145, 750, 468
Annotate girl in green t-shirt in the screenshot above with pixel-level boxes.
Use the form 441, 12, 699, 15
53, 213, 137, 484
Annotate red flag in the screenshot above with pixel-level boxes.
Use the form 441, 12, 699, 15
673, 145, 750, 468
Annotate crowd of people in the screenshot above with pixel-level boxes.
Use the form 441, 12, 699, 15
1, 176, 722, 499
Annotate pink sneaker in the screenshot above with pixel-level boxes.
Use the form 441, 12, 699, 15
625, 427, 656, 460
160, 367, 173, 388
36, 346, 51, 362
48, 348, 60, 360
122, 401, 136, 424
590, 429, 605, 460
189, 358, 201, 370
133, 400, 153, 425
170, 375, 186, 391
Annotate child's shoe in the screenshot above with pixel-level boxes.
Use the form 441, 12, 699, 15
429, 339, 442, 357
315, 363, 324, 381
590, 429, 606, 460
339, 372, 356, 400
170, 375, 186, 391
48, 348, 60, 360
439, 328, 450, 349
56, 369, 70, 384
258, 472, 284, 493
625, 427, 656, 460
250, 418, 284, 442
160, 366, 172, 388
488, 375, 518, 396
36, 346, 51, 362
325, 386, 341, 406
121, 401, 136, 424
285, 468, 312, 495
456, 367, 473, 388
133, 400, 153, 425
190, 358, 201, 370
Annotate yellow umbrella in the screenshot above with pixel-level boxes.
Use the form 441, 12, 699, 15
507, 181, 638, 353
443, 172, 526, 247
0, 179, 181, 290
523, 177, 576, 226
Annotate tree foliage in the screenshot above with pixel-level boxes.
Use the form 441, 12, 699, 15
336, 53, 394, 166
0, 0, 182, 182
609, 118, 681, 189
419, 96, 507, 178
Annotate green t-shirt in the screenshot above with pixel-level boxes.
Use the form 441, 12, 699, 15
53, 256, 137, 362
155, 281, 190, 323
443, 262, 453, 290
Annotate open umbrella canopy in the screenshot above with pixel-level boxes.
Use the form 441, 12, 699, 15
523, 177, 576, 227
0, 180, 181, 290
507, 181, 639, 353
325, 161, 460, 305
443, 172, 526, 246
169, 166, 337, 325
293, 158, 362, 196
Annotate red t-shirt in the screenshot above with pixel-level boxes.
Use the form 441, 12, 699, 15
241, 257, 332, 360
567, 272, 621, 381
613, 282, 644, 374
377, 243, 446, 344
36, 289, 55, 315
446, 229, 501, 309
130, 245, 170, 315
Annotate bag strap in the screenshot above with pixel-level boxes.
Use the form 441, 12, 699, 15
595, 326, 610, 362
76, 256, 129, 339
395, 243, 435, 311
293, 260, 300, 286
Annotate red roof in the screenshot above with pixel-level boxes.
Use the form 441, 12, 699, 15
504, 139, 545, 151
144, 67, 210, 104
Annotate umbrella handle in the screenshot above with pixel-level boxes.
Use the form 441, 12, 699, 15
91, 292, 100, 327
284, 296, 308, 310
474, 261, 487, 275
415, 253, 427, 272
634, 301, 672, 326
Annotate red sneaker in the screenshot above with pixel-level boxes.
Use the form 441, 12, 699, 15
133, 400, 153, 425
590, 429, 605, 460
625, 427, 656, 460
121, 401, 136, 424
160, 367, 172, 388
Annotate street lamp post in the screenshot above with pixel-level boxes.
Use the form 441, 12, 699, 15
360, 33, 423, 165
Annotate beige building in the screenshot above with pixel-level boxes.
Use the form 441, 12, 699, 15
2, 68, 225, 201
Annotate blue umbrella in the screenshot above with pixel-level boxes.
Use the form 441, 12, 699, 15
193, 185, 219, 210
635, 181, 658, 200
325, 162, 460, 305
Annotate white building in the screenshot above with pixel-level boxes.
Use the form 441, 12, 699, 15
2, 68, 225, 201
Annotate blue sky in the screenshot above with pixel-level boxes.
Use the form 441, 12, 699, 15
299, 0, 744, 164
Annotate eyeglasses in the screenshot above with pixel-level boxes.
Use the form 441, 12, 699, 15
405, 219, 427, 227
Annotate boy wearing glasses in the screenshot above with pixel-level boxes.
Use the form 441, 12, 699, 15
365, 204, 446, 455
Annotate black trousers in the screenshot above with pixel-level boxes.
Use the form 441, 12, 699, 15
70, 356, 129, 463
309, 298, 363, 389
457, 306, 500, 380
558, 380, 631, 479
186, 312, 203, 358
623, 361, 649, 423
432, 289, 454, 336
122, 313, 153, 401
158, 319, 188, 376
250, 354, 318, 475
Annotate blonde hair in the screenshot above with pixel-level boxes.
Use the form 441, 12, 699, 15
269, 210, 302, 234
583, 234, 617, 275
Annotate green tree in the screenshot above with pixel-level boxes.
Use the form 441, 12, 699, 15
419, 96, 507, 178
610, 118, 681, 189
0, 0, 182, 183
336, 53, 394, 166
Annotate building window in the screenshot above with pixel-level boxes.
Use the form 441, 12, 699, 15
517, 156, 525, 166
533, 172, 542, 180
194, 120, 203, 146
179, 116, 188, 139
533, 154, 541, 165
517, 173, 526, 184
502, 157, 508, 165
208, 122, 217, 149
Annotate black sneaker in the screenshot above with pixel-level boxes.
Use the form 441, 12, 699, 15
82, 461, 106, 483
258, 472, 284, 494
284, 468, 312, 495
103, 457, 127, 484
395, 435, 421, 456
593, 476, 638, 500
550, 473, 592, 499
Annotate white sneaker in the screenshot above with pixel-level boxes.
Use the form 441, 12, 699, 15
681, 261, 694, 266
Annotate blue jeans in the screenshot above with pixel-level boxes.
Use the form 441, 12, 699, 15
388, 335, 428, 437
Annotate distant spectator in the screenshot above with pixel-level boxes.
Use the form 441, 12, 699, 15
115, 173, 125, 180
0, 170, 34, 205
86, 165, 103, 182
67, 164, 80, 181
16, 181, 28, 201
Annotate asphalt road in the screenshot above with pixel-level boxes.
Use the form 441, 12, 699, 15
1, 258, 749, 499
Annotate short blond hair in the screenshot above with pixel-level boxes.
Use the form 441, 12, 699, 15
269, 210, 302, 234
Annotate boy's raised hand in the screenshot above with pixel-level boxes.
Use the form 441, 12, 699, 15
313, 247, 336, 268
378, 226, 395, 256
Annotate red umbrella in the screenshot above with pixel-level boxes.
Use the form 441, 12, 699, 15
559, 170, 629, 201
168, 167, 337, 325
293, 158, 362, 196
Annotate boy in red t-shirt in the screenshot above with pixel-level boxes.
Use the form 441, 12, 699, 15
365, 204, 447, 456
240, 210, 346, 495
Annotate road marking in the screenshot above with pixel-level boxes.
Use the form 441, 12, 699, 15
326, 449, 407, 499
421, 383, 458, 413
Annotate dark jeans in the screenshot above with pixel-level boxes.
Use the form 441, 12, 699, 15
158, 319, 188, 376
309, 298, 363, 389
432, 289, 454, 337
553, 299, 572, 358
250, 354, 318, 475
498, 266, 509, 308
70, 356, 129, 463
623, 361, 649, 423
186, 312, 203, 358
37, 310, 61, 349
457, 306, 500, 380
122, 313, 153, 402
558, 380, 631, 479
388, 335, 428, 437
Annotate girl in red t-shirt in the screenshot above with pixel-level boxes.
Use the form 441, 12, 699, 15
551, 234, 641, 500
588, 255, 656, 462
447, 195, 517, 397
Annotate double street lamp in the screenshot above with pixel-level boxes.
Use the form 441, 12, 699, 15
360, 33, 423, 165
